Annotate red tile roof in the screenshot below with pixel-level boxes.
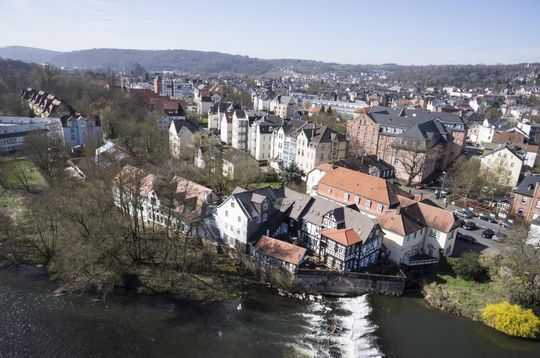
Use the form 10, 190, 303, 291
320, 228, 363, 246
318, 166, 400, 206
255, 236, 306, 266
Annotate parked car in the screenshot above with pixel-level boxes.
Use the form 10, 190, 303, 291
478, 214, 491, 223
462, 221, 477, 230
454, 209, 474, 219
482, 229, 495, 239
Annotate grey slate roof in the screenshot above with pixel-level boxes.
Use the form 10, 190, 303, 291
172, 119, 200, 134
300, 197, 342, 226
515, 175, 540, 197
327, 206, 377, 242
368, 106, 464, 130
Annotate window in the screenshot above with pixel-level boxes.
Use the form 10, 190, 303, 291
344, 192, 350, 201
231, 201, 235, 208
377, 203, 384, 212
237, 216, 241, 222
354, 195, 360, 204
225, 210, 228, 217
365, 199, 372, 209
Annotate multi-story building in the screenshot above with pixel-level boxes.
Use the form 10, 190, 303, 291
299, 197, 382, 271
294, 125, 347, 174
208, 102, 236, 131
231, 110, 249, 150
169, 119, 200, 159
479, 145, 524, 187
272, 120, 347, 173
215, 187, 281, 250
270, 95, 296, 119
313, 166, 402, 217
154, 76, 194, 99
467, 119, 495, 145
308, 99, 369, 117
347, 106, 465, 184
511, 175, 540, 222
248, 116, 282, 161
113, 165, 216, 233
0, 116, 64, 153
62, 115, 102, 150
310, 165, 459, 265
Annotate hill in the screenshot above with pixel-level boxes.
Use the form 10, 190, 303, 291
0, 46, 361, 75
0, 46, 63, 64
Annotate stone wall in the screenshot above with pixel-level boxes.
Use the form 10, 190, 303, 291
293, 269, 406, 297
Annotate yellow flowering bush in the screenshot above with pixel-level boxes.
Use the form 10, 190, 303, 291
481, 302, 540, 338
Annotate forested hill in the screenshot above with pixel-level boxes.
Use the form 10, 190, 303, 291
0, 46, 348, 75
1, 46, 539, 87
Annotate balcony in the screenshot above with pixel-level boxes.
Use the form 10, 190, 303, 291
403, 253, 439, 266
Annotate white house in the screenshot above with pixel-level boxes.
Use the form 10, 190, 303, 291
248, 116, 282, 161
378, 201, 458, 266
467, 119, 495, 145
270, 95, 295, 119
271, 120, 347, 173
214, 187, 279, 249
231, 110, 249, 150
169, 119, 200, 159
479, 145, 524, 187
219, 112, 233, 145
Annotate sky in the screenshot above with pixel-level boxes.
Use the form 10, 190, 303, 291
1, 0, 539, 65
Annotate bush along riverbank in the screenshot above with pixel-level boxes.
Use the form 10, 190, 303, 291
421, 243, 540, 340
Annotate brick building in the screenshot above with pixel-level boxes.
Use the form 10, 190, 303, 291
512, 175, 540, 222
347, 107, 465, 184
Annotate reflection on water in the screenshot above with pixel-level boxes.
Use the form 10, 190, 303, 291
370, 295, 540, 358
0, 267, 380, 358
1, 267, 538, 358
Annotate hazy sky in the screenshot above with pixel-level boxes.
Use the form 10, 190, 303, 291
1, 0, 539, 65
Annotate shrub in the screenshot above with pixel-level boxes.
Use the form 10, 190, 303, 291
448, 252, 487, 281
481, 302, 540, 338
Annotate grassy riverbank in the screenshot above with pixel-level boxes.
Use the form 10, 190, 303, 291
423, 274, 503, 320
420, 248, 540, 339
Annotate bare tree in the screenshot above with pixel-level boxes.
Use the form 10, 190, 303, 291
396, 148, 426, 186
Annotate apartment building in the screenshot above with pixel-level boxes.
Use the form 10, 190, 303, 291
169, 119, 200, 159
248, 116, 282, 161
512, 175, 540, 222
62, 115, 102, 150
272, 120, 347, 173
113, 165, 215, 233
347, 106, 465, 184
0, 116, 64, 153
270, 95, 296, 119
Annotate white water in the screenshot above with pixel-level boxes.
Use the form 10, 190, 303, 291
298, 295, 383, 358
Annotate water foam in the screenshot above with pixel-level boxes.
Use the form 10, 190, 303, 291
298, 295, 383, 358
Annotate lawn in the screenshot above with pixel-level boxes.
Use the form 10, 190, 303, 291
0, 159, 47, 190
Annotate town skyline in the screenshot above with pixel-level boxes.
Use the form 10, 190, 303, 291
1, 0, 540, 65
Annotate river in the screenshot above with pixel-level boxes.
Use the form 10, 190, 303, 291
0, 267, 539, 358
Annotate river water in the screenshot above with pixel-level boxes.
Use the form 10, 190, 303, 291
0, 268, 539, 358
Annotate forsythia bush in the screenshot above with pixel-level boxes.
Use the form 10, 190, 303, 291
481, 302, 540, 338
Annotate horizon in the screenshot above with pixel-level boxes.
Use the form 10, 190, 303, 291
2, 45, 539, 67
1, 0, 539, 66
